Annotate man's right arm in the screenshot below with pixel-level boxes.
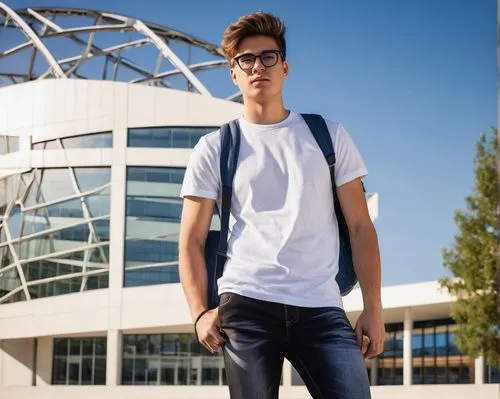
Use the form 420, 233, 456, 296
178, 195, 215, 321
178, 195, 225, 353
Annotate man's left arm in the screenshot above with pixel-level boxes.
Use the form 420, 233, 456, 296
337, 177, 385, 358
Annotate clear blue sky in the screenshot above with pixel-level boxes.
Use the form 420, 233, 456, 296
6, 0, 497, 286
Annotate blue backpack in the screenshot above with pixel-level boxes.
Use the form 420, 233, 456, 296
204, 114, 360, 309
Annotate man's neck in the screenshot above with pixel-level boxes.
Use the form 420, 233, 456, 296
243, 97, 289, 125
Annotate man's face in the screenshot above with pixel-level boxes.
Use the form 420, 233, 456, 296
230, 35, 289, 102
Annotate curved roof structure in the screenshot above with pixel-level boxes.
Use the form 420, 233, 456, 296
0, 3, 241, 100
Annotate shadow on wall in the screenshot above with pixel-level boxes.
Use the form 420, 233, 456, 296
0, 338, 37, 386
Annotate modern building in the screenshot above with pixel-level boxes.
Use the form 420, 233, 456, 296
0, 4, 498, 399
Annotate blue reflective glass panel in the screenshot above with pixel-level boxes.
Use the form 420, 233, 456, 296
62, 132, 112, 148
128, 127, 217, 148
124, 167, 185, 287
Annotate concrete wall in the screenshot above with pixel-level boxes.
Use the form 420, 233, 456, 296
0, 384, 497, 399
0, 79, 243, 145
0, 338, 35, 386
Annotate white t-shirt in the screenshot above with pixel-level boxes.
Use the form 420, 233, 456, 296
180, 111, 367, 308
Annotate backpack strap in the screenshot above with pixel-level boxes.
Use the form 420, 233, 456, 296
217, 119, 241, 258
301, 113, 337, 189
301, 114, 336, 173
301, 112, 346, 221
301, 113, 346, 233
301, 114, 355, 294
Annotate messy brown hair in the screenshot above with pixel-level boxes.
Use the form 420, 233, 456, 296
221, 11, 286, 62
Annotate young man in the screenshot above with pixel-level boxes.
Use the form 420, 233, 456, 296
179, 11, 384, 399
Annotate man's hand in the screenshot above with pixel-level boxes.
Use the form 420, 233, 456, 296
354, 307, 385, 358
195, 308, 226, 353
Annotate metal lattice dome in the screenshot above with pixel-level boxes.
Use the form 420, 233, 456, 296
0, 3, 241, 101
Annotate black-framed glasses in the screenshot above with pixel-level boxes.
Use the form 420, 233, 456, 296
233, 50, 283, 70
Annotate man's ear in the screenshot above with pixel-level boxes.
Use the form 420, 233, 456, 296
283, 60, 289, 78
230, 68, 238, 85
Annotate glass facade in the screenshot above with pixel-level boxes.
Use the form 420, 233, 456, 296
377, 323, 404, 385
0, 135, 19, 154
124, 167, 184, 287
52, 337, 107, 385
0, 167, 110, 304
124, 166, 220, 288
127, 127, 216, 148
412, 318, 474, 384
486, 365, 500, 383
277, 318, 481, 387
122, 333, 226, 385
32, 132, 112, 150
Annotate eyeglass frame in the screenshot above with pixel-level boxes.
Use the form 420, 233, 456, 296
232, 50, 285, 71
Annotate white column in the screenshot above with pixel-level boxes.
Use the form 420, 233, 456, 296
475, 355, 485, 384
403, 307, 412, 386
94, 84, 128, 389
196, 358, 202, 385
36, 336, 52, 386
106, 127, 127, 386
106, 330, 122, 386
370, 357, 378, 386
282, 359, 292, 386
108, 127, 127, 310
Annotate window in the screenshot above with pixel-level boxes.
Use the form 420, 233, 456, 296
127, 127, 217, 148
376, 323, 404, 385
124, 167, 220, 287
124, 167, 184, 287
32, 132, 112, 150
0, 135, 19, 154
0, 167, 110, 305
52, 338, 106, 385
122, 333, 225, 386
412, 319, 474, 384
486, 364, 500, 383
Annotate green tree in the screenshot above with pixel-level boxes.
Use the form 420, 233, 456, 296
440, 129, 499, 367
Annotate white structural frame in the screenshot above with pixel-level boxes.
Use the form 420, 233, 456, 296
0, 3, 66, 79
0, 4, 240, 99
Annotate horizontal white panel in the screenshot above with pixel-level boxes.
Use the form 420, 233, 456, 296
343, 281, 455, 312
127, 83, 242, 128
121, 283, 191, 329
126, 148, 191, 167
0, 152, 28, 169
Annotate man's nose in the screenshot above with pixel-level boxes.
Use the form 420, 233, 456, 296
252, 57, 266, 73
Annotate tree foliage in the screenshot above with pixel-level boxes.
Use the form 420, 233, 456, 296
440, 128, 499, 367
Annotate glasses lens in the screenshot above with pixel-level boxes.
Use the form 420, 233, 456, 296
238, 55, 255, 70
261, 52, 278, 67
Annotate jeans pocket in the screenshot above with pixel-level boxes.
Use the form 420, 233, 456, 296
218, 292, 233, 309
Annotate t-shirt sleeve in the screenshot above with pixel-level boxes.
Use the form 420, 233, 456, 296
180, 134, 221, 200
330, 123, 368, 187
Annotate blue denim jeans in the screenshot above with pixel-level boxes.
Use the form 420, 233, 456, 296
219, 292, 371, 399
